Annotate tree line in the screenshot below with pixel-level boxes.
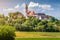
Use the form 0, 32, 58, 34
0, 11, 60, 32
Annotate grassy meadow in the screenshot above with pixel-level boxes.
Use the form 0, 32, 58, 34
15, 32, 60, 40
15, 32, 60, 38
15, 38, 60, 40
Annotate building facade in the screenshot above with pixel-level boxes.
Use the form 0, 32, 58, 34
25, 4, 50, 20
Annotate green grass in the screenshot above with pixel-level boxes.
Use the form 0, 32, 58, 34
16, 32, 60, 38
15, 38, 60, 40
15, 32, 60, 40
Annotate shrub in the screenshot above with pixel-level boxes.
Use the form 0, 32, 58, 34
0, 25, 15, 40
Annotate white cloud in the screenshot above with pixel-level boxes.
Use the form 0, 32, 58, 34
41, 9, 46, 12
3, 8, 13, 11
28, 2, 54, 12
21, 3, 25, 7
3, 4, 20, 11
28, 2, 39, 8
20, 3, 26, 12
2, 2, 54, 14
8, 8, 13, 10
39, 4, 54, 10
14, 4, 20, 9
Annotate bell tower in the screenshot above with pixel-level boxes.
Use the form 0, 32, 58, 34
25, 4, 28, 14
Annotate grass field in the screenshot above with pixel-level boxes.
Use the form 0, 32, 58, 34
15, 32, 60, 38
15, 38, 60, 40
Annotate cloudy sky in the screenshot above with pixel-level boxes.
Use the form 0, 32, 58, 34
0, 0, 60, 19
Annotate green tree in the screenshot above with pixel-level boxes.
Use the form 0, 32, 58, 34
0, 25, 15, 40
0, 18, 6, 25
9, 12, 23, 19
22, 19, 33, 31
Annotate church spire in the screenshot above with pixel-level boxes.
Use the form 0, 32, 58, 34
25, 4, 28, 14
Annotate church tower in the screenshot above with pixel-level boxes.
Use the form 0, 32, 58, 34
25, 4, 28, 18
25, 4, 28, 14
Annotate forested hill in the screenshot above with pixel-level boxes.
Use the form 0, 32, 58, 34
0, 12, 60, 32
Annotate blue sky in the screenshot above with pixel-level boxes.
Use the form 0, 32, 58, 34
0, 0, 60, 19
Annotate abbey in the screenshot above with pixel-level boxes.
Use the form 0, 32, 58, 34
25, 4, 50, 20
